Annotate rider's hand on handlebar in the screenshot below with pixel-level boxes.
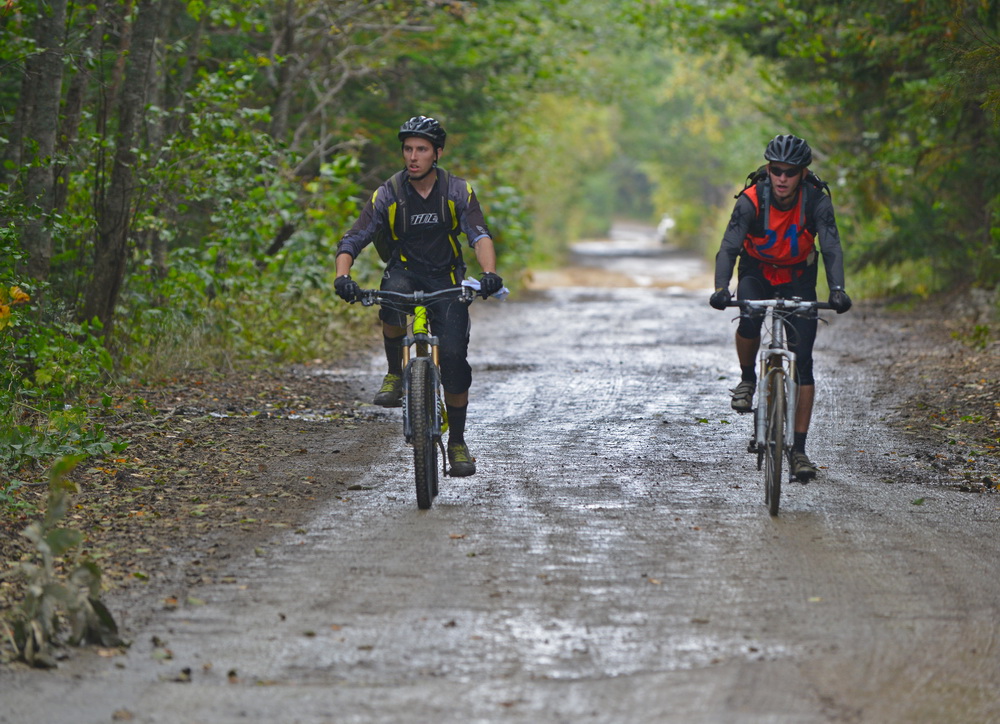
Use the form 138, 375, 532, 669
334, 274, 361, 303
478, 272, 504, 298
828, 288, 852, 314
709, 288, 732, 310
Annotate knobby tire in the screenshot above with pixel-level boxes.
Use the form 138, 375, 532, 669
408, 358, 438, 510
764, 370, 786, 516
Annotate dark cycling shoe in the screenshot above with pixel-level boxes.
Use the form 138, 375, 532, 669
373, 373, 402, 407
448, 443, 476, 477
791, 450, 818, 482
730, 380, 755, 413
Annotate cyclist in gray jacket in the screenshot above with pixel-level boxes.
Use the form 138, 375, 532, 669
334, 116, 502, 476
710, 134, 851, 480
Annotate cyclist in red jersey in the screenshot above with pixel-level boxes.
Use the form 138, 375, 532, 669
710, 134, 852, 480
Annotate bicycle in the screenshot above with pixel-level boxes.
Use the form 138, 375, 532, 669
727, 297, 831, 515
354, 283, 479, 510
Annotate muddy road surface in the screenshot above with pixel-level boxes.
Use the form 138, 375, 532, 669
4, 229, 1000, 723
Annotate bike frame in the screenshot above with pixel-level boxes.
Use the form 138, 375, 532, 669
756, 311, 798, 459
730, 297, 830, 484
359, 285, 476, 474
352, 283, 491, 508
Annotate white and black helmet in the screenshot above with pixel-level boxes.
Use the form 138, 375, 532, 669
398, 115, 447, 149
764, 134, 812, 167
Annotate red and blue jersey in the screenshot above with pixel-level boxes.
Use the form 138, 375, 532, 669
714, 178, 846, 290
741, 184, 816, 285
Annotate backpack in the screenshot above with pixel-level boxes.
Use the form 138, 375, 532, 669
372, 168, 454, 263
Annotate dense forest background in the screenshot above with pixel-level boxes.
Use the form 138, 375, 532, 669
0, 0, 998, 482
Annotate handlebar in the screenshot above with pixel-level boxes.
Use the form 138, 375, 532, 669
354, 285, 477, 308
726, 298, 833, 312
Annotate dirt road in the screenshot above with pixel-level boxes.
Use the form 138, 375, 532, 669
3, 229, 999, 723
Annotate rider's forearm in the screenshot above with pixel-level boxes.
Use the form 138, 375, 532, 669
336, 252, 354, 277
473, 237, 497, 274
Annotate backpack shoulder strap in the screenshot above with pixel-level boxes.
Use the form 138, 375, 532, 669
435, 167, 455, 231
805, 170, 831, 198
794, 171, 829, 231
388, 170, 404, 195
736, 164, 769, 199
388, 170, 407, 240
371, 172, 406, 263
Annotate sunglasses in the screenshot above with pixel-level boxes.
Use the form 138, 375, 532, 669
768, 164, 803, 178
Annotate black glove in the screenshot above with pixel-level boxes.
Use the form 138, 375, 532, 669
709, 288, 732, 310
334, 274, 361, 303
478, 272, 503, 298
829, 288, 852, 314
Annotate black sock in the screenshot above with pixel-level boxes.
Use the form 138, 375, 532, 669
794, 431, 807, 453
384, 334, 404, 375
740, 365, 757, 384
447, 404, 467, 446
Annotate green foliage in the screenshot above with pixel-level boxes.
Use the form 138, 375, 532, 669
613, 45, 773, 250
0, 479, 33, 516
689, 0, 1000, 292
119, 142, 368, 372
10, 316, 113, 407
3, 456, 122, 668
475, 183, 533, 275
952, 323, 993, 351
852, 258, 946, 300
141, 59, 281, 256
0, 234, 121, 485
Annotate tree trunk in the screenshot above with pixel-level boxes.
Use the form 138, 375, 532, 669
82, 0, 162, 334
54, 0, 107, 216
268, 0, 297, 142
21, 0, 68, 282
0, 68, 34, 191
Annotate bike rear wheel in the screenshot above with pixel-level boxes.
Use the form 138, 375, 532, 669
763, 370, 786, 516
408, 357, 439, 510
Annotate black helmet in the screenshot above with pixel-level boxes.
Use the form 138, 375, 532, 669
398, 115, 447, 148
764, 134, 812, 167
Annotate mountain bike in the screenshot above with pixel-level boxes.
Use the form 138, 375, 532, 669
728, 297, 831, 515
355, 284, 478, 510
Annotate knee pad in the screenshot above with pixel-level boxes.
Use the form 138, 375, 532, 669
795, 358, 815, 385
439, 354, 472, 395
737, 315, 764, 340
378, 307, 406, 327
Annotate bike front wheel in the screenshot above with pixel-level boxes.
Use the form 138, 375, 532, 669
763, 370, 786, 516
407, 357, 439, 510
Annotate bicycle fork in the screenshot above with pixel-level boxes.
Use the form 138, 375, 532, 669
400, 305, 448, 448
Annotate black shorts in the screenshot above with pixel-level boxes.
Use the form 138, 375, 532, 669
736, 261, 818, 385
379, 265, 472, 395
